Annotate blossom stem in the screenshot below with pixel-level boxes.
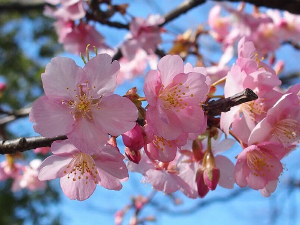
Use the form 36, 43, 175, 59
229, 130, 245, 148
211, 77, 227, 87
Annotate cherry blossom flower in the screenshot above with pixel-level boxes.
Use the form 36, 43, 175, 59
0, 160, 22, 181
62, 22, 107, 55
249, 93, 300, 147
30, 54, 138, 153
12, 159, 46, 192
38, 140, 128, 201
121, 15, 164, 59
44, 0, 86, 21
144, 55, 209, 140
208, 5, 230, 42
127, 153, 193, 195
221, 37, 282, 136
235, 142, 286, 190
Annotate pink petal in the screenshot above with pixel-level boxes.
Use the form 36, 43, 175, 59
234, 156, 249, 188
215, 155, 235, 189
260, 180, 277, 197
84, 53, 120, 97
42, 57, 85, 100
97, 168, 123, 190
38, 155, 72, 180
60, 174, 96, 201
146, 169, 181, 194
30, 96, 74, 137
158, 55, 184, 86
143, 70, 161, 105
146, 106, 182, 140
68, 119, 109, 153
176, 106, 206, 134
220, 106, 240, 135
92, 94, 138, 136
248, 117, 274, 145
51, 140, 79, 155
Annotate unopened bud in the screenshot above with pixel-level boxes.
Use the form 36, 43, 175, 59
125, 147, 141, 164
196, 169, 209, 198
203, 167, 220, 190
122, 124, 144, 151
192, 140, 204, 161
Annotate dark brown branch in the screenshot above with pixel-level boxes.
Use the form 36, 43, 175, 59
203, 88, 258, 116
216, 0, 300, 15
0, 89, 257, 155
0, 135, 67, 155
0, 1, 45, 12
0, 106, 31, 126
160, 0, 206, 26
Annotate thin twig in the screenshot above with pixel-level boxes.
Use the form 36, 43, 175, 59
0, 106, 32, 126
160, 0, 206, 26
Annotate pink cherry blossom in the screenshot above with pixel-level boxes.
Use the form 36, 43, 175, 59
121, 15, 164, 59
45, 0, 86, 21
30, 54, 138, 153
62, 22, 107, 55
38, 140, 128, 201
127, 152, 193, 195
208, 5, 230, 42
12, 159, 46, 192
143, 124, 187, 162
221, 37, 282, 135
144, 55, 209, 140
249, 93, 300, 147
0, 161, 22, 181
235, 142, 285, 190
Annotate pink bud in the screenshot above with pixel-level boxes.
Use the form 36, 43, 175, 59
0, 83, 6, 91
34, 147, 50, 155
203, 167, 220, 190
125, 147, 141, 164
196, 169, 209, 198
122, 124, 144, 151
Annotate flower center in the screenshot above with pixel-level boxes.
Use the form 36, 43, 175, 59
153, 136, 173, 151
62, 81, 101, 120
159, 82, 192, 111
246, 150, 273, 177
241, 100, 265, 122
64, 152, 98, 184
273, 118, 300, 145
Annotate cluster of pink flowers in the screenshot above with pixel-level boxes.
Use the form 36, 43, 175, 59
2, 3, 299, 203
44, 0, 106, 54
208, 4, 300, 55
0, 158, 46, 192
23, 34, 299, 200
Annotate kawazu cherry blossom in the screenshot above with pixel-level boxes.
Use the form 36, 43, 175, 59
1, 1, 300, 224
29, 53, 138, 153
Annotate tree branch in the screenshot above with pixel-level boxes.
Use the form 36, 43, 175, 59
0, 135, 67, 155
160, 0, 206, 26
203, 88, 258, 116
0, 1, 45, 12
0, 106, 32, 126
0, 89, 257, 155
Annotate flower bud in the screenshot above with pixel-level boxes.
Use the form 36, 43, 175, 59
203, 167, 220, 190
196, 169, 209, 198
122, 124, 144, 151
125, 147, 141, 164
